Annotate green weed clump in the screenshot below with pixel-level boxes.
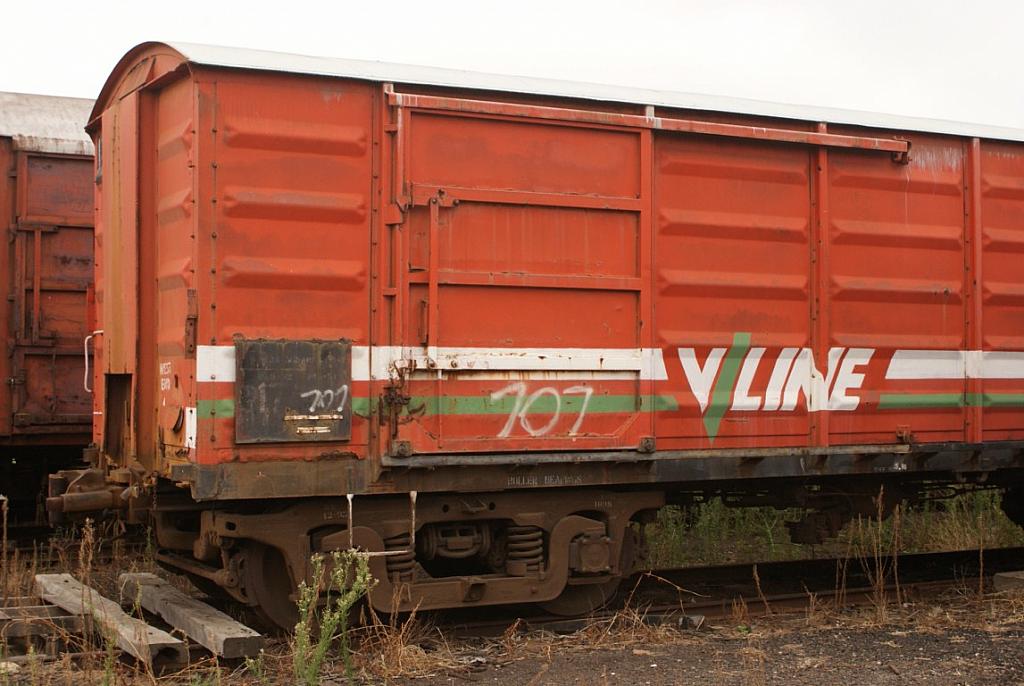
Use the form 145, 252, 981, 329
899, 490, 1024, 552
648, 500, 805, 567
293, 549, 376, 686
647, 489, 1024, 568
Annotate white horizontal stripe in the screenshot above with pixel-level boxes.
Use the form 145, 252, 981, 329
196, 345, 667, 382
359, 347, 668, 380
196, 345, 236, 382
964, 351, 982, 379
641, 348, 669, 381
886, 350, 1024, 380
407, 369, 637, 381
977, 351, 1024, 379
403, 347, 658, 372
352, 345, 401, 381
886, 350, 964, 380
193, 344, 396, 383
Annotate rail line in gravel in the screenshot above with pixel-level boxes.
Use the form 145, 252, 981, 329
1, 541, 1022, 671
441, 546, 1024, 635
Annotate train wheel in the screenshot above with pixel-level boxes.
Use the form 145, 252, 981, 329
538, 526, 635, 616
242, 542, 299, 630
538, 577, 622, 616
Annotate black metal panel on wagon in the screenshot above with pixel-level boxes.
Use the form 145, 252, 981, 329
234, 339, 352, 443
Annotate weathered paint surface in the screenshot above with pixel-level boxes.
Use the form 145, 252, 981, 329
0, 125, 93, 443
0, 92, 93, 156
89, 44, 1024, 478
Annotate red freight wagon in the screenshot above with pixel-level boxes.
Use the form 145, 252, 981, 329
1, 92, 94, 523
61, 41, 1024, 625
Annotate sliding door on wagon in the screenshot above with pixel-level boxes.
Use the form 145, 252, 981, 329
379, 93, 656, 457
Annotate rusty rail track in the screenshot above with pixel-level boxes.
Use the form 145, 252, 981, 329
440, 546, 1024, 635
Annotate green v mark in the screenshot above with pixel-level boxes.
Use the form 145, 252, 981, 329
702, 332, 751, 443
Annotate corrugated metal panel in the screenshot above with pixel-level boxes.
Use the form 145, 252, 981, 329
827, 135, 968, 445
92, 46, 1024, 473
156, 41, 1024, 143
193, 72, 375, 465
654, 135, 813, 449
392, 110, 651, 453
1, 135, 93, 441
0, 92, 93, 155
979, 141, 1024, 441
145, 77, 195, 461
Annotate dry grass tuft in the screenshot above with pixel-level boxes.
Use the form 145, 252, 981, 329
575, 605, 684, 649
731, 595, 750, 627
739, 636, 768, 686
843, 488, 902, 624
352, 603, 467, 681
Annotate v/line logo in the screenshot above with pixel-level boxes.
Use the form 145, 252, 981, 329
679, 333, 874, 441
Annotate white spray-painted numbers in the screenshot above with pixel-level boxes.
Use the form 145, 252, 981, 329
490, 382, 595, 437
299, 385, 349, 414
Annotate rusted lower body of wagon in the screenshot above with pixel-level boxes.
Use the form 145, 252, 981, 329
0, 93, 94, 524
58, 42, 1024, 625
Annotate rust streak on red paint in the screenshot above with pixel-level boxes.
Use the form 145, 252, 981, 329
387, 92, 911, 156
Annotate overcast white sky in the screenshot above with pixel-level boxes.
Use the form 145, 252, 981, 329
2, 0, 1022, 129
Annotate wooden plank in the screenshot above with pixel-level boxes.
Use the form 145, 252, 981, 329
0, 604, 83, 637
119, 573, 264, 659
34, 573, 187, 666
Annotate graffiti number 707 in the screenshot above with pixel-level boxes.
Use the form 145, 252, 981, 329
489, 382, 594, 438
300, 385, 349, 414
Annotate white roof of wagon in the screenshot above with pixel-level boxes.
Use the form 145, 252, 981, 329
168, 41, 1024, 143
0, 92, 93, 156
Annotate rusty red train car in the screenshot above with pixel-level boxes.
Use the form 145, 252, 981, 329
0, 92, 94, 523
59, 41, 1024, 625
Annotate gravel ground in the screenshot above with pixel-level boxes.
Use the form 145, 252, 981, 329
7, 577, 1024, 684
384, 592, 1024, 686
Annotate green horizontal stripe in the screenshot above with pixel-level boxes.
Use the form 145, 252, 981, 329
647, 395, 680, 412
197, 399, 235, 418
197, 394, 677, 420
197, 397, 373, 419
405, 394, 677, 416
352, 397, 372, 416
983, 393, 1024, 408
878, 393, 1024, 409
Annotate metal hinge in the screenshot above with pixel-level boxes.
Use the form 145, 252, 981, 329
184, 289, 198, 357
383, 203, 404, 225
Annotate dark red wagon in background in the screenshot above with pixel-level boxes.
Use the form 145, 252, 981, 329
0, 92, 94, 524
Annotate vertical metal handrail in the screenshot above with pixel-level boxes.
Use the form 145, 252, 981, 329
83, 330, 103, 392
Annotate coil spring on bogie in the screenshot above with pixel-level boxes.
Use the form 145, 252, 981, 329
506, 525, 544, 573
384, 533, 416, 582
